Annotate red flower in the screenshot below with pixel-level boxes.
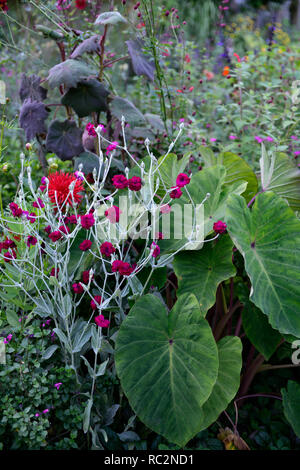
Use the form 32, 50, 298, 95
176, 173, 190, 188
9, 202, 23, 218
213, 220, 227, 234
95, 315, 110, 328
72, 283, 84, 294
112, 174, 128, 190
112, 260, 135, 276
91, 296, 102, 311
80, 213, 95, 229
49, 231, 63, 242
128, 176, 142, 192
48, 172, 84, 208
151, 242, 160, 258
3, 251, 16, 263
50, 267, 59, 277
170, 187, 182, 199
82, 270, 93, 284
100, 242, 116, 257
79, 239, 92, 251
75, 0, 86, 10
27, 236, 37, 247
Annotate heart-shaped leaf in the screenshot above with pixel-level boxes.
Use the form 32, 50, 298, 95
260, 145, 300, 211
46, 119, 84, 160
126, 39, 155, 81
242, 301, 282, 360
74, 151, 104, 175
199, 147, 258, 202
19, 99, 48, 141
70, 35, 101, 59
110, 96, 145, 125
174, 235, 236, 315
197, 336, 242, 431
19, 74, 47, 103
61, 79, 109, 117
47, 59, 96, 89
115, 293, 219, 447
225, 192, 300, 337
282, 381, 300, 438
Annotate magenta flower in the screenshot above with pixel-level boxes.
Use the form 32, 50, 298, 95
27, 212, 36, 224
82, 270, 93, 284
128, 176, 142, 191
50, 267, 59, 277
95, 314, 110, 328
54, 382, 62, 390
79, 239, 92, 251
111, 260, 135, 276
72, 283, 84, 294
112, 174, 128, 189
213, 220, 227, 234
100, 242, 116, 257
4, 334, 12, 344
80, 213, 95, 229
170, 187, 183, 199
255, 136, 263, 143
91, 296, 102, 311
176, 173, 190, 188
65, 215, 78, 225
49, 231, 63, 242
229, 135, 237, 140
27, 236, 37, 247
151, 242, 160, 258
86, 122, 97, 137
106, 141, 118, 155
9, 202, 23, 218
32, 198, 45, 209
43, 409, 49, 414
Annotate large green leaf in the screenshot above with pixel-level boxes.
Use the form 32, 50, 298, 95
47, 59, 96, 89
242, 301, 282, 360
199, 146, 258, 202
61, 79, 109, 117
225, 192, 300, 337
173, 235, 236, 315
260, 146, 300, 211
198, 336, 242, 431
115, 293, 219, 447
158, 165, 247, 254
282, 381, 300, 438
156, 152, 190, 194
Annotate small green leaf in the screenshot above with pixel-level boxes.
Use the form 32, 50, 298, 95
282, 381, 300, 438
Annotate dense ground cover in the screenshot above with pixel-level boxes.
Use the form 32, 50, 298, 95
0, 0, 300, 451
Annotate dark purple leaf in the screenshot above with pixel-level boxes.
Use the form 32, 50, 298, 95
70, 35, 101, 59
61, 79, 109, 117
19, 99, 48, 141
126, 39, 155, 81
19, 74, 47, 103
46, 120, 84, 161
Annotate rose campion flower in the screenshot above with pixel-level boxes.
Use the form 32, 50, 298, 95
91, 296, 102, 310
54, 383, 62, 390
106, 141, 118, 155
112, 175, 128, 189
128, 176, 142, 191
82, 270, 93, 284
170, 187, 182, 199
72, 283, 84, 294
9, 202, 23, 218
100, 242, 116, 257
80, 213, 95, 229
95, 315, 110, 328
32, 198, 45, 209
151, 242, 160, 258
176, 173, 190, 188
79, 240, 92, 251
112, 260, 135, 276
49, 231, 63, 242
27, 236, 38, 247
50, 268, 59, 277
213, 220, 227, 234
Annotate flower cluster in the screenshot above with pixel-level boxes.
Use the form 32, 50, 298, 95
112, 175, 142, 191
